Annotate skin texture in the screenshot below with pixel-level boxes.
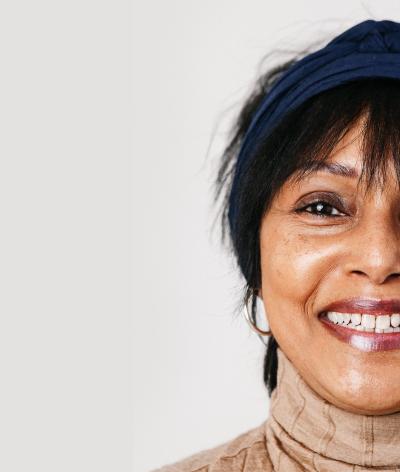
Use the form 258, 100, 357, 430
259, 119, 400, 415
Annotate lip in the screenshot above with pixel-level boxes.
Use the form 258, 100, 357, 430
320, 297, 400, 315
318, 298, 400, 352
319, 316, 400, 352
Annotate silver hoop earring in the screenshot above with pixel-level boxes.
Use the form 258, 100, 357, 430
243, 288, 272, 336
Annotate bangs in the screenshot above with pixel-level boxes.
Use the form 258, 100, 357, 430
286, 78, 400, 196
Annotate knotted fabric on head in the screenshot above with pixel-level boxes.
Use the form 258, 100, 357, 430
228, 19, 400, 236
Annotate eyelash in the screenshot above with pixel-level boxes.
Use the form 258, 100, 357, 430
295, 199, 346, 218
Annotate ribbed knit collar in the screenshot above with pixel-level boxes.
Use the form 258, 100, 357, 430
265, 347, 400, 471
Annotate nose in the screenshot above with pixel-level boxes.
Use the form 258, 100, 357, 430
345, 216, 400, 285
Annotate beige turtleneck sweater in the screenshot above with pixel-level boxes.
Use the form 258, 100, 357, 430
153, 347, 400, 471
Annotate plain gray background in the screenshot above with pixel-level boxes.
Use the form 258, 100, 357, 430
134, 2, 400, 472
0, 0, 130, 471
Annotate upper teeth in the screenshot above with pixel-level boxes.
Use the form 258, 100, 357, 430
325, 311, 400, 332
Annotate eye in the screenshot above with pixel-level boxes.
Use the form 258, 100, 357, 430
296, 199, 346, 218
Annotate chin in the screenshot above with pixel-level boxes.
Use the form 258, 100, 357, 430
326, 374, 400, 415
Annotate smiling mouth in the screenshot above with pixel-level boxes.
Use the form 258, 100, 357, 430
318, 312, 400, 352
319, 311, 400, 334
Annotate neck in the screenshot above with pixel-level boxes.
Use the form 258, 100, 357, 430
265, 347, 400, 469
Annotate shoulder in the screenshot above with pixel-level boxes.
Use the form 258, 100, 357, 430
150, 420, 273, 472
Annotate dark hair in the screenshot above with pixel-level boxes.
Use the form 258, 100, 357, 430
212, 50, 400, 397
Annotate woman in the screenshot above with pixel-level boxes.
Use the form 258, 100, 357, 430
154, 19, 400, 471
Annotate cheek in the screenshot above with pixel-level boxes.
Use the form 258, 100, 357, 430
259, 222, 337, 325
258, 222, 338, 368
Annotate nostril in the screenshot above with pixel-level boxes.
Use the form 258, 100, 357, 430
387, 273, 400, 280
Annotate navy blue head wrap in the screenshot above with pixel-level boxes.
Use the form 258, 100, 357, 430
228, 19, 400, 235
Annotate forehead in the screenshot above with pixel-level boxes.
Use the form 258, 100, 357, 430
303, 128, 365, 179
287, 116, 398, 194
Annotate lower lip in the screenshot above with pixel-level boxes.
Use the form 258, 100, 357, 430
319, 314, 400, 352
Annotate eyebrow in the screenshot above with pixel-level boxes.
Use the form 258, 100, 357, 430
305, 162, 360, 178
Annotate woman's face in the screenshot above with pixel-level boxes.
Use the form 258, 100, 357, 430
259, 120, 400, 415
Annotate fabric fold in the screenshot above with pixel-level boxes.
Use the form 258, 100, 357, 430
265, 347, 400, 470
